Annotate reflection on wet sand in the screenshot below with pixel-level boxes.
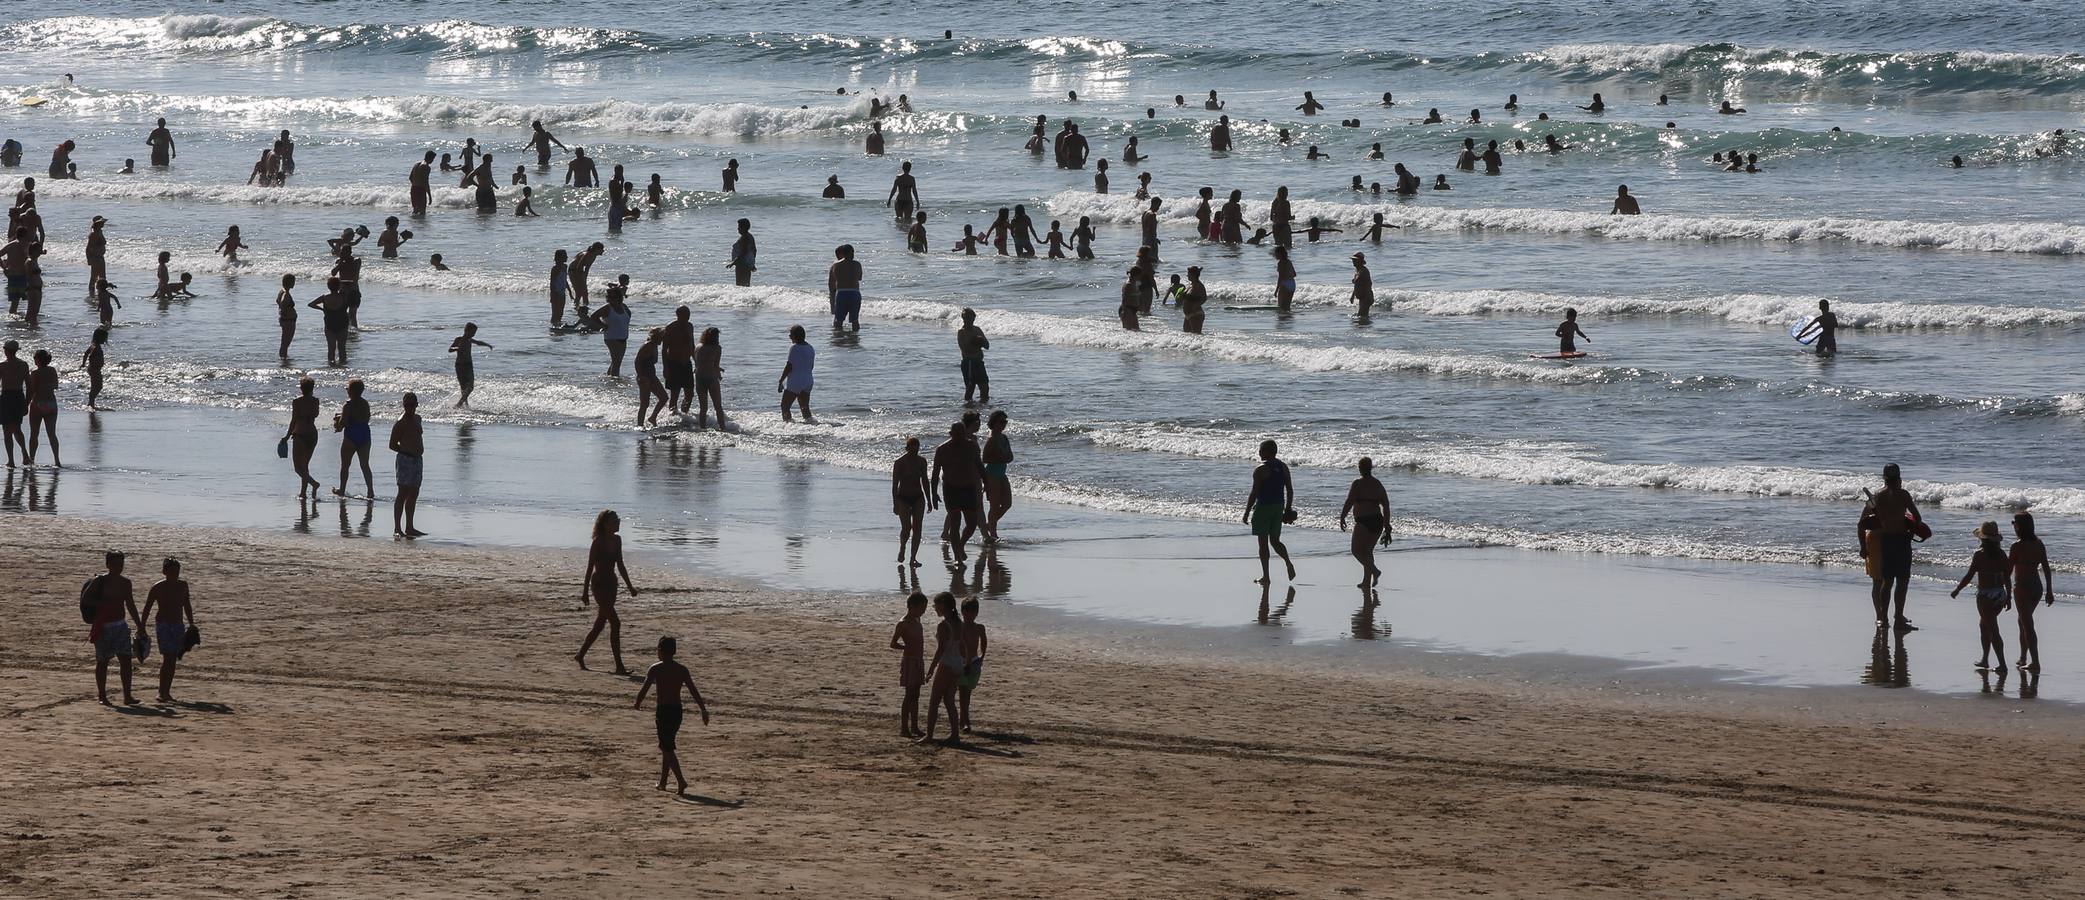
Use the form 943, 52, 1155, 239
1350, 589, 1384, 640
337, 497, 374, 538
1256, 584, 1296, 626
4, 468, 60, 513
1861, 628, 1911, 689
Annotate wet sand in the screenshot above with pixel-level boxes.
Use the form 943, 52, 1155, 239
5, 513, 2085, 897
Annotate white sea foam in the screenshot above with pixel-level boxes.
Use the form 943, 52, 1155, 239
1047, 191, 2085, 255
1202, 282, 2085, 329
1083, 422, 2085, 516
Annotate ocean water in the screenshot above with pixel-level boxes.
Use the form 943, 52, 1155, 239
3, 3, 2083, 627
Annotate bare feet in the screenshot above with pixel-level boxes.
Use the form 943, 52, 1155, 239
574, 652, 589, 671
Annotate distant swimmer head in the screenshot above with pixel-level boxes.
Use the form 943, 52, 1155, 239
1666, 121, 1676, 129
1381, 92, 1393, 104
1067, 91, 1078, 101
1147, 108, 1155, 118
1175, 95, 1185, 105
1259, 439, 1278, 460
1951, 155, 1964, 167
1537, 112, 1549, 120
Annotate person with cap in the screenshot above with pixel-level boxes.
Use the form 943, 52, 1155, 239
1953, 521, 2013, 674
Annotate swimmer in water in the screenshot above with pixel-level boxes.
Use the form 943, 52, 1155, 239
1296, 92, 1325, 116
1658, 94, 1669, 106
1273, 246, 1297, 309
867, 121, 885, 155
1467, 108, 1481, 124
1210, 116, 1233, 153
1380, 92, 1395, 107
1482, 140, 1503, 174
523, 119, 567, 168
1456, 138, 1478, 171
1503, 93, 1518, 112
1305, 145, 1325, 160
1204, 90, 1224, 110
1432, 174, 1451, 190
1361, 213, 1399, 243
1421, 108, 1442, 124
1610, 184, 1640, 215
1580, 93, 1605, 113
1071, 216, 1096, 260
1043, 220, 1069, 259
908, 211, 929, 253
515, 186, 538, 216
823, 175, 845, 199
1719, 101, 1746, 114
1122, 136, 1146, 164
1367, 142, 1384, 160
1351, 175, 1365, 191
1951, 155, 1964, 168
1303, 217, 1342, 242
886, 161, 920, 219
1544, 135, 1567, 154
1555, 308, 1589, 354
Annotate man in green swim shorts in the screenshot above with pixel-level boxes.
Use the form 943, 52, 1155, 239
1243, 439, 1296, 584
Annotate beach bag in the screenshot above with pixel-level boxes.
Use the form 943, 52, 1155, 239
77, 576, 102, 624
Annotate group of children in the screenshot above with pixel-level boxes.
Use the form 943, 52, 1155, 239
890, 591, 988, 744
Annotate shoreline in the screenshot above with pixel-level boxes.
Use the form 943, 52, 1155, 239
6, 513, 2085, 897
7, 401, 2078, 704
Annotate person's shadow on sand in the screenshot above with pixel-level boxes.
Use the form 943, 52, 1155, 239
109, 702, 176, 718
171, 700, 234, 714
674, 793, 745, 809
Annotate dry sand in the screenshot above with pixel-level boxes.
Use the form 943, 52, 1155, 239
4, 514, 2084, 898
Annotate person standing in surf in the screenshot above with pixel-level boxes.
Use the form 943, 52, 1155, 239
828, 244, 863, 331
728, 219, 756, 287
389, 392, 424, 537
1556, 309, 1589, 355
892, 438, 930, 566
1338, 458, 1390, 588
409, 150, 435, 216
886, 161, 920, 220
523, 120, 567, 168
1798, 299, 1838, 355
1244, 440, 1297, 584
2010, 513, 2053, 672
449, 323, 493, 406
1859, 463, 1923, 632
956, 308, 989, 406
776, 324, 814, 423
981, 410, 1013, 544
145, 119, 176, 167
333, 378, 374, 498
284, 376, 324, 499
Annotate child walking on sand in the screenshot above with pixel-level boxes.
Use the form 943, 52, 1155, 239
1953, 521, 2013, 673
632, 636, 708, 794
957, 597, 988, 734
891, 592, 928, 738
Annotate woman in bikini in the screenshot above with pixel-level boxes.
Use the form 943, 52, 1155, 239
919, 591, 967, 745
578, 509, 639, 675
2010, 513, 2054, 672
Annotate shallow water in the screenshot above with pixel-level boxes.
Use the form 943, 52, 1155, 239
1, 2, 2080, 696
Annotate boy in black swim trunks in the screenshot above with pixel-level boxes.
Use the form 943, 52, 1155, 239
633, 636, 709, 794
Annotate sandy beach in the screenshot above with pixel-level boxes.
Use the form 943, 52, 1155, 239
5, 513, 2084, 898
